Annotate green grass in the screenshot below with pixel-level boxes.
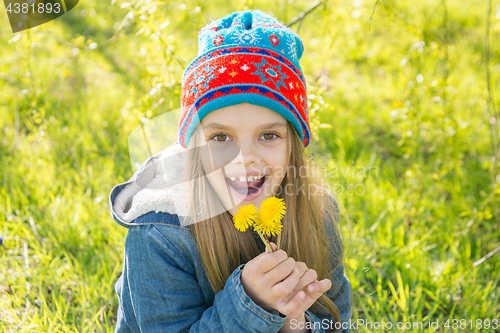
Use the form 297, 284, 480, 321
1, 0, 499, 332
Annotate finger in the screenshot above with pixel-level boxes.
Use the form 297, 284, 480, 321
276, 289, 305, 316
267, 259, 298, 293
306, 278, 332, 294
265, 242, 278, 253
285, 279, 332, 318
319, 278, 332, 291
285, 292, 314, 320
265, 257, 300, 284
294, 262, 308, 277
269, 269, 300, 301
289, 269, 318, 296
259, 249, 288, 273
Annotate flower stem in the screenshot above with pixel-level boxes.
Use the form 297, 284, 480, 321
277, 233, 281, 250
255, 229, 273, 253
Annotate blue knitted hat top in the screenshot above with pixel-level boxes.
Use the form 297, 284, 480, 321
178, 9, 311, 148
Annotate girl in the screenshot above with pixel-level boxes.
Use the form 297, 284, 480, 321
109, 9, 351, 333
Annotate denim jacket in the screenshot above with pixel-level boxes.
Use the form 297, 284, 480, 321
109, 143, 352, 333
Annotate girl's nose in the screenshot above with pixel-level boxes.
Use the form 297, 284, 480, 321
234, 140, 261, 166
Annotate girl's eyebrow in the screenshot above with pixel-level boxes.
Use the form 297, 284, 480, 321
202, 122, 287, 131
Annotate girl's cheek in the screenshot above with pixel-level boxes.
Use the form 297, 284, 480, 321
268, 142, 288, 161
265, 153, 288, 172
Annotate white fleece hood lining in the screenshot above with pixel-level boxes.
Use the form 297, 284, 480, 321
113, 143, 190, 223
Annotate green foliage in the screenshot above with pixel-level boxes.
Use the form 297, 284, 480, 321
0, 0, 499, 331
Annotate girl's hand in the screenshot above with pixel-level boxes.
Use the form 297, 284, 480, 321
278, 259, 331, 333
283, 263, 332, 320
283, 276, 331, 321
240, 242, 305, 316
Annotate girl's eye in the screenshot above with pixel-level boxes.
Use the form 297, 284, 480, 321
211, 134, 230, 142
261, 132, 278, 140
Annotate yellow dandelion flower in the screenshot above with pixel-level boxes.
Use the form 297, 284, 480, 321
254, 217, 283, 238
259, 197, 286, 224
233, 204, 258, 232
255, 197, 286, 237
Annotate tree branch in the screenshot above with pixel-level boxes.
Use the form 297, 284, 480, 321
286, 0, 325, 30
368, 0, 378, 31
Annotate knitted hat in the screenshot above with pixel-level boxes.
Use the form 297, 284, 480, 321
177, 9, 311, 149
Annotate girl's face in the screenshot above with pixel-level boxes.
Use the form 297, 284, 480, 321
199, 102, 290, 216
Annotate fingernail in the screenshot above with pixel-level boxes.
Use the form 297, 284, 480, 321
299, 292, 304, 299
294, 268, 299, 274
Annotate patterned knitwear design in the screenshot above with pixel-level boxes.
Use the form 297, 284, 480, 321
178, 9, 312, 148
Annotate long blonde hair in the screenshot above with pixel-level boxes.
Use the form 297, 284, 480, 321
186, 120, 348, 331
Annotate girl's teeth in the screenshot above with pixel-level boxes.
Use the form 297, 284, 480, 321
228, 175, 265, 182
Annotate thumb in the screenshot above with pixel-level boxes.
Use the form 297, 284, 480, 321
265, 242, 278, 253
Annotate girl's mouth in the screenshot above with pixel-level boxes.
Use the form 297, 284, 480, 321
225, 175, 268, 202
226, 175, 266, 195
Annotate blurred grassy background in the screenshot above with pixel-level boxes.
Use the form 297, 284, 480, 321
1, 0, 499, 332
